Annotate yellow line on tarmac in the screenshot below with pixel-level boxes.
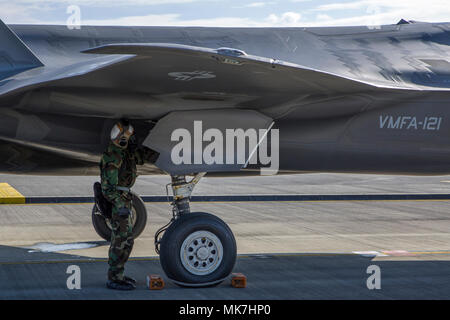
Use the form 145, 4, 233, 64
0, 183, 25, 204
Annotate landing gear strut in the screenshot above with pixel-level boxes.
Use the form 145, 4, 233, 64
156, 173, 237, 287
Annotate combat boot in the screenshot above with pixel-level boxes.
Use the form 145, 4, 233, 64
106, 279, 136, 290
123, 276, 137, 285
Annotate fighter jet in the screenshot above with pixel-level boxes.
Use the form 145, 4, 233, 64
0, 19, 449, 286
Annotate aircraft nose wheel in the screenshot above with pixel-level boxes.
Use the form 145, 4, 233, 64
155, 173, 237, 286
159, 212, 236, 286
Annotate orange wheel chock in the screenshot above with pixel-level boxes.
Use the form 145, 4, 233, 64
231, 273, 247, 288
147, 274, 165, 290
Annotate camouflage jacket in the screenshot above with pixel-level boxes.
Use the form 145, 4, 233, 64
100, 142, 157, 206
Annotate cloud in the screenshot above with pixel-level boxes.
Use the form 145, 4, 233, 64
316, 14, 332, 21
267, 12, 302, 26
83, 11, 302, 28
0, 2, 53, 24
311, 0, 450, 26
3, 0, 215, 7
82, 14, 266, 27
315, 1, 369, 11
244, 2, 271, 8
0, 0, 220, 24
233, 1, 277, 9
1, 0, 449, 27
315, 0, 449, 13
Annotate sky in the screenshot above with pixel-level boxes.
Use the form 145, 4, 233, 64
0, 0, 449, 27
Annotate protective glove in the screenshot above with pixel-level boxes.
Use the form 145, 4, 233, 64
128, 134, 138, 153
143, 146, 160, 164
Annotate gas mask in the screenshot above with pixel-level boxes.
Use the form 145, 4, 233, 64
110, 121, 134, 149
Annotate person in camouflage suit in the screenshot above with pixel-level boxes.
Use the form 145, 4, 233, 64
101, 120, 158, 290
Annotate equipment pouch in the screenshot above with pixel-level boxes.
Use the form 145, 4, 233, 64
93, 182, 113, 219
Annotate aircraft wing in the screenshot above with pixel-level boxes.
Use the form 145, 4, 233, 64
0, 42, 411, 102
83, 42, 450, 92
2, 20, 450, 105
80, 43, 383, 93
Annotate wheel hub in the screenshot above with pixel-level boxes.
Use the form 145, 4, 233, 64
180, 230, 223, 276
196, 247, 209, 260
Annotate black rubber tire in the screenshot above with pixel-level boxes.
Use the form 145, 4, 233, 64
159, 212, 237, 286
91, 193, 147, 241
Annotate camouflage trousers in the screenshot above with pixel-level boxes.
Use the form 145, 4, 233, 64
108, 199, 134, 281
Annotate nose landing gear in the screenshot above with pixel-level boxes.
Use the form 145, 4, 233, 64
155, 173, 237, 287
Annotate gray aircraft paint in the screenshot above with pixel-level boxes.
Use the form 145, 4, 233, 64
0, 20, 449, 175
143, 109, 273, 174
0, 20, 43, 80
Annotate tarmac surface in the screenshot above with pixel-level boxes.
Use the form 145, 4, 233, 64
1, 173, 450, 299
